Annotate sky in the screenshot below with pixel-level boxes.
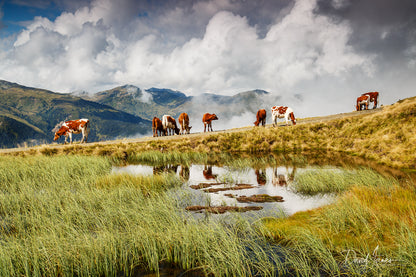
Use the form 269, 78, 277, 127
0, 0, 415, 118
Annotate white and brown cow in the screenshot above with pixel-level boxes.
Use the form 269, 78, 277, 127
54, 119, 89, 144
361, 92, 379, 109
162, 115, 180, 135
152, 117, 166, 137
271, 106, 296, 126
178, 112, 192, 135
356, 95, 370, 111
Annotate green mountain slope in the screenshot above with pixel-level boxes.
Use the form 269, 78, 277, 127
0, 80, 151, 148
87, 85, 276, 121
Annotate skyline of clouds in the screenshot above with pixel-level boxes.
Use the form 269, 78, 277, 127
0, 0, 415, 117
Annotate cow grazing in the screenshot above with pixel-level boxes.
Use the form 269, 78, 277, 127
356, 95, 370, 111
162, 115, 180, 135
178, 113, 192, 135
202, 113, 218, 132
254, 109, 266, 127
271, 106, 296, 126
152, 117, 166, 137
361, 91, 379, 109
54, 119, 89, 144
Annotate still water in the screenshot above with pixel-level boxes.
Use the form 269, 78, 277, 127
112, 164, 334, 216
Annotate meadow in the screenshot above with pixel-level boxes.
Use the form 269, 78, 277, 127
0, 97, 415, 276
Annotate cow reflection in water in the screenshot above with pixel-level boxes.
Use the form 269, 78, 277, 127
203, 165, 217, 180
255, 169, 267, 185
272, 167, 296, 186
179, 165, 190, 181
153, 164, 179, 175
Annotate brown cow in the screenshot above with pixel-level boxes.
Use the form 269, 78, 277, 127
356, 95, 370, 111
178, 112, 192, 135
202, 113, 218, 132
162, 115, 180, 135
254, 109, 266, 127
152, 117, 166, 137
361, 91, 379, 109
54, 119, 89, 144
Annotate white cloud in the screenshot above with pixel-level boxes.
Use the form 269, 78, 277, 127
3, 0, 407, 117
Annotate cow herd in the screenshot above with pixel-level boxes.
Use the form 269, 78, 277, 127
53, 91, 380, 143
151, 106, 297, 138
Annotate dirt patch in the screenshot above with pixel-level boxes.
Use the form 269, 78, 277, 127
236, 194, 284, 203
189, 182, 225, 189
203, 183, 255, 193
185, 205, 263, 214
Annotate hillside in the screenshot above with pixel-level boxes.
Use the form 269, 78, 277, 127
84, 86, 192, 120
85, 85, 276, 121
0, 80, 151, 148
3, 96, 413, 170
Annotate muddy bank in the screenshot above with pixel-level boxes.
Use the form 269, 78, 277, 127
186, 205, 263, 214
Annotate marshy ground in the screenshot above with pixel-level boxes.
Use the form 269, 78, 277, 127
0, 97, 415, 276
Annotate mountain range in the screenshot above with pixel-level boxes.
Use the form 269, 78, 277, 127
0, 80, 277, 148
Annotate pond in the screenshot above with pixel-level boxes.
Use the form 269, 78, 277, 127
112, 163, 335, 216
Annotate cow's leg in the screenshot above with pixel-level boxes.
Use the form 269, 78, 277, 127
84, 125, 89, 143
68, 133, 73, 143
204, 123, 207, 132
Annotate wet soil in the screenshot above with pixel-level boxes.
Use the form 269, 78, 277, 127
189, 182, 225, 189
236, 194, 284, 203
203, 183, 255, 193
185, 205, 263, 214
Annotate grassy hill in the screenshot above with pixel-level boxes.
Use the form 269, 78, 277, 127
86, 85, 276, 122
84, 86, 192, 120
4, 95, 415, 170
0, 80, 151, 148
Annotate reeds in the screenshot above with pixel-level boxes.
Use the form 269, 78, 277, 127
292, 167, 394, 195
0, 155, 294, 276
264, 167, 416, 276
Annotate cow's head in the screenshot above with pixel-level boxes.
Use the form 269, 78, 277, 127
53, 133, 61, 141
254, 120, 260, 126
54, 126, 68, 141
212, 114, 218, 120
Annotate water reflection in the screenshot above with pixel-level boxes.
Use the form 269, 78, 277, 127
255, 169, 267, 185
112, 163, 334, 216
202, 165, 217, 180
272, 167, 296, 187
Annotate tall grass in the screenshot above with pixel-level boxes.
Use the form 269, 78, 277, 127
1, 152, 415, 275
0, 155, 294, 276
293, 167, 395, 195
264, 167, 416, 276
